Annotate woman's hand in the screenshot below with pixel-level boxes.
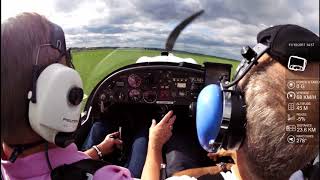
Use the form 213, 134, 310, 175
141, 111, 176, 180
97, 131, 123, 155
148, 110, 176, 151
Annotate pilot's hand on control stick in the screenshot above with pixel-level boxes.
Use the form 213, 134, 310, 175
97, 131, 123, 155
149, 110, 176, 151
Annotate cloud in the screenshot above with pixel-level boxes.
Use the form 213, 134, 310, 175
47, 0, 319, 60
84, 25, 130, 34
3, 0, 317, 59
132, 0, 202, 21
53, 0, 85, 12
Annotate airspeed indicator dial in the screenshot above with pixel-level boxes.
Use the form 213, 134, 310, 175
128, 74, 142, 88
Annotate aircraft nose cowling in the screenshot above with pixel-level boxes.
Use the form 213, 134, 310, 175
136, 53, 198, 64
196, 84, 223, 152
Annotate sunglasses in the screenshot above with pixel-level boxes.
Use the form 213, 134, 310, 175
34, 22, 75, 69
35, 43, 74, 69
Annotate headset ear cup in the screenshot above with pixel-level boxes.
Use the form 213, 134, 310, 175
196, 84, 224, 152
28, 63, 83, 145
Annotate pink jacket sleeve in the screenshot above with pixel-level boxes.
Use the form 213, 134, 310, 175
93, 165, 133, 180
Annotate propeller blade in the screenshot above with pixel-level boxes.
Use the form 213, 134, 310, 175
165, 9, 204, 52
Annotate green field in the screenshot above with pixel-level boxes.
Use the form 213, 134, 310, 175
72, 48, 240, 97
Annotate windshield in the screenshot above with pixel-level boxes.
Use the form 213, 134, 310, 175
71, 48, 238, 97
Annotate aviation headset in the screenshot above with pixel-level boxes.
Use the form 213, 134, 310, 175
9, 22, 84, 162
196, 43, 269, 152
196, 24, 319, 153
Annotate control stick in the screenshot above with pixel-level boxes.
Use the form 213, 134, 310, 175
117, 126, 125, 162
109, 126, 125, 164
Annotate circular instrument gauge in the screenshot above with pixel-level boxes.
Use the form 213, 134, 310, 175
128, 74, 142, 88
129, 89, 142, 102
143, 90, 157, 103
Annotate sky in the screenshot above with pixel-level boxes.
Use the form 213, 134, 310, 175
1, 0, 319, 60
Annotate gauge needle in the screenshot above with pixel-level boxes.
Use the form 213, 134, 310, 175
119, 126, 122, 140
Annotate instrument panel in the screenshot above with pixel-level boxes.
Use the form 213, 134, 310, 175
94, 64, 205, 113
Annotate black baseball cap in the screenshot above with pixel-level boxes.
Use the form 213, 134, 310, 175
257, 24, 319, 66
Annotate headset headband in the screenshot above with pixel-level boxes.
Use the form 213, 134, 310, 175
29, 23, 73, 103
223, 43, 269, 88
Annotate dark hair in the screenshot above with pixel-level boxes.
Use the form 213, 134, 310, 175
1, 13, 60, 145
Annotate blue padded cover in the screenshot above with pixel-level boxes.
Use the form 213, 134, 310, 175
196, 84, 223, 152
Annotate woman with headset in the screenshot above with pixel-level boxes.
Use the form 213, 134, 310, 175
1, 12, 176, 180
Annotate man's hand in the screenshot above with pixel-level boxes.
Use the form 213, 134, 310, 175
97, 131, 123, 155
207, 148, 237, 163
149, 110, 176, 150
